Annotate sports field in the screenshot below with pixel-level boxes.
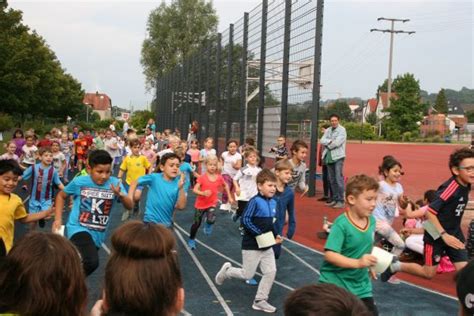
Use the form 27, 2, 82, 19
13, 142, 469, 315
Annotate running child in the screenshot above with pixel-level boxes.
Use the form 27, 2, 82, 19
175, 146, 198, 195
51, 140, 66, 180
373, 156, 405, 260
0, 141, 20, 163
128, 152, 186, 228
60, 133, 73, 181
273, 159, 296, 259
232, 146, 261, 223
0, 160, 53, 254
288, 140, 309, 196
21, 134, 38, 169
141, 139, 157, 167
53, 149, 133, 276
22, 147, 64, 230
215, 169, 281, 313
220, 139, 242, 211
188, 155, 234, 250
319, 174, 379, 315
11, 129, 25, 158
199, 137, 216, 173
187, 139, 201, 171
118, 138, 152, 220
381, 147, 474, 282
74, 131, 89, 171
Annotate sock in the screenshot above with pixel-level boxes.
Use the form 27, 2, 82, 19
390, 259, 401, 273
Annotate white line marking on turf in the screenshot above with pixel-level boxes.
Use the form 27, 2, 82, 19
181, 309, 192, 316
174, 228, 233, 315
174, 224, 295, 291
281, 245, 320, 275
284, 238, 457, 300
101, 243, 111, 255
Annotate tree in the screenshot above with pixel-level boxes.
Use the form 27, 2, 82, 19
466, 110, 474, 123
365, 112, 377, 125
326, 100, 353, 122
130, 110, 155, 131
382, 73, 424, 140
141, 0, 218, 90
434, 88, 448, 114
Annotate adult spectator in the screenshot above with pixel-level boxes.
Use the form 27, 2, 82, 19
456, 260, 474, 316
320, 114, 347, 209
146, 118, 156, 134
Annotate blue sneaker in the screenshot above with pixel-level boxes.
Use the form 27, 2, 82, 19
203, 223, 213, 236
246, 278, 258, 286
187, 239, 196, 250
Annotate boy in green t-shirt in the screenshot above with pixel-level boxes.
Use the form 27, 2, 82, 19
319, 174, 379, 315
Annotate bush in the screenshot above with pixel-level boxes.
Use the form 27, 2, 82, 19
93, 119, 114, 130
343, 122, 377, 141
402, 131, 412, 142
0, 113, 14, 132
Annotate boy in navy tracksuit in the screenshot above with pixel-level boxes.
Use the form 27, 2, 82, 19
215, 169, 282, 314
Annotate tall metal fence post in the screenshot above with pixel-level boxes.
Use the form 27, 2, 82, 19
240, 13, 249, 146
226, 24, 234, 143
197, 51, 202, 140
308, 0, 325, 197
205, 42, 211, 139
214, 33, 222, 153
280, 0, 292, 137
257, 0, 268, 153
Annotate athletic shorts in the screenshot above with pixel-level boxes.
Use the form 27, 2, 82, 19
424, 238, 468, 266
29, 199, 52, 213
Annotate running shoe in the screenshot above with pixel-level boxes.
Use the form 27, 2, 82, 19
246, 278, 258, 286
215, 262, 231, 285
187, 239, 196, 250
252, 300, 277, 313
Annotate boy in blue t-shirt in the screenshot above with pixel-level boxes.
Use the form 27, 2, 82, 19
128, 152, 186, 228
53, 150, 133, 276
22, 147, 64, 230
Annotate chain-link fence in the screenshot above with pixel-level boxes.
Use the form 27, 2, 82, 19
155, 0, 324, 195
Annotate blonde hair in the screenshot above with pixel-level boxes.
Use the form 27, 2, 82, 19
204, 154, 218, 165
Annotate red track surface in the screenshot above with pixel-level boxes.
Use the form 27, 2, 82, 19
293, 142, 468, 297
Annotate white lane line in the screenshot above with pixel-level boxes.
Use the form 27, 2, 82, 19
101, 241, 194, 315
174, 228, 233, 315
101, 243, 111, 255
281, 245, 320, 276
284, 238, 457, 300
174, 224, 295, 291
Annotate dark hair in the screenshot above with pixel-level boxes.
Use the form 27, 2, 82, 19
243, 146, 259, 159
44, 132, 51, 136
226, 139, 238, 147
129, 138, 141, 148
38, 146, 52, 156
245, 137, 255, 146
257, 168, 277, 185
0, 232, 87, 316
329, 113, 340, 120
104, 221, 182, 316
345, 174, 379, 199
13, 129, 24, 139
284, 284, 371, 316
378, 155, 402, 176
423, 189, 436, 203
290, 140, 308, 154
0, 160, 23, 176
88, 149, 113, 168
449, 147, 474, 170
156, 153, 180, 173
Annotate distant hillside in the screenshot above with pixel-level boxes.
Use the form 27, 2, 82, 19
421, 87, 474, 105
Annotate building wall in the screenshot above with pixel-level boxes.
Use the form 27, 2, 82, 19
93, 110, 111, 120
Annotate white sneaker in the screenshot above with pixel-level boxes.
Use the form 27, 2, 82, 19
252, 300, 277, 313
215, 262, 231, 285
220, 203, 231, 211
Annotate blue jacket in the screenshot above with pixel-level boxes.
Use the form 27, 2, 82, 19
273, 185, 296, 239
241, 194, 277, 250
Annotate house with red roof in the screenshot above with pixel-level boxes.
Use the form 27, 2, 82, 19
362, 92, 398, 123
82, 92, 112, 120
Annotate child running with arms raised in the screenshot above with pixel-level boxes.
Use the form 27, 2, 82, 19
381, 147, 474, 282
53, 149, 133, 276
220, 140, 242, 211
319, 174, 379, 315
188, 155, 234, 249
128, 152, 186, 228
215, 169, 281, 313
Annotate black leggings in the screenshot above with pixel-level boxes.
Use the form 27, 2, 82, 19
70, 231, 99, 276
189, 207, 216, 239
361, 297, 379, 316
0, 238, 6, 257
236, 200, 248, 218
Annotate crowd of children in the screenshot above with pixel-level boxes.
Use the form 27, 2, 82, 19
1, 123, 474, 316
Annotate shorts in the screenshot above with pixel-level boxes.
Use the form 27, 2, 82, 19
424, 238, 468, 266
29, 199, 52, 213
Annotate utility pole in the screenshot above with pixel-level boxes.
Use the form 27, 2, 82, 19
371, 18, 415, 136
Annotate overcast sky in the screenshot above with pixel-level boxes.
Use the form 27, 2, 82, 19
9, 0, 473, 110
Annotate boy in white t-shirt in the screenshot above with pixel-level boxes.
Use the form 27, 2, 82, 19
220, 140, 242, 211
233, 146, 261, 222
